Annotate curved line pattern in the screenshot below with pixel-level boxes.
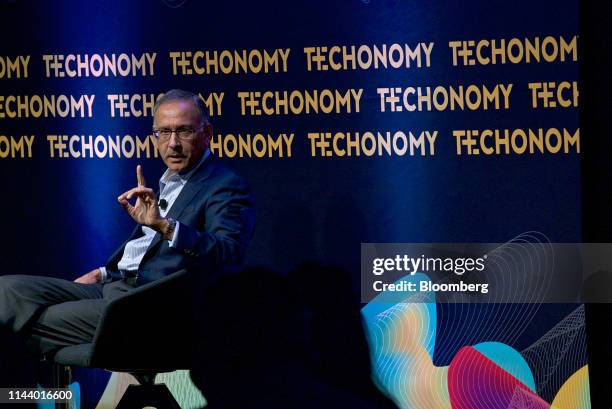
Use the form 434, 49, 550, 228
362, 232, 590, 409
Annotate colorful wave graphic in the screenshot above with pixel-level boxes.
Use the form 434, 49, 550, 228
361, 272, 591, 409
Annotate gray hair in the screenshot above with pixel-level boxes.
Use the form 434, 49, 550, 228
153, 89, 210, 125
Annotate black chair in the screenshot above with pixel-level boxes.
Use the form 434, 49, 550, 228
51, 269, 198, 409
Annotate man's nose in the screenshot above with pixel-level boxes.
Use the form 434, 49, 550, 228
168, 132, 182, 148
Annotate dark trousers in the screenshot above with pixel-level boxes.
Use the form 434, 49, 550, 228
0, 274, 133, 356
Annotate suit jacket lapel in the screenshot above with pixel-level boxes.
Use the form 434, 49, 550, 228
142, 156, 218, 257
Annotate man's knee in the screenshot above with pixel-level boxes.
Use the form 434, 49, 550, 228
0, 274, 25, 295
0, 275, 27, 326
0, 275, 45, 303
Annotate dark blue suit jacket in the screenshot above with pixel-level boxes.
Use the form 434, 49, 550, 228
105, 155, 255, 285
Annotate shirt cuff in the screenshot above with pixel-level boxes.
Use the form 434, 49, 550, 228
168, 220, 181, 248
99, 266, 110, 282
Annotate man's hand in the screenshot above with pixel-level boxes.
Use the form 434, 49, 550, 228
74, 268, 102, 284
118, 165, 165, 230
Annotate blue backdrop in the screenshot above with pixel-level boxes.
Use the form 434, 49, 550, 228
0, 0, 587, 407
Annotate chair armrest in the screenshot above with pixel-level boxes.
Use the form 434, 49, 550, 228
89, 269, 199, 369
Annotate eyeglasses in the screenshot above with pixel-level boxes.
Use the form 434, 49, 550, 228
153, 126, 202, 141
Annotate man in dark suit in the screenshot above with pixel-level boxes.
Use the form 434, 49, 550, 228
0, 89, 255, 358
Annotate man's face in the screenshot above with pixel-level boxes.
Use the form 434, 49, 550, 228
154, 100, 212, 173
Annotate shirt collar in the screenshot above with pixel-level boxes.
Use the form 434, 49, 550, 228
160, 149, 211, 187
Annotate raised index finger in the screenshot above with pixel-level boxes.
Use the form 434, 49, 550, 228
136, 165, 146, 187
